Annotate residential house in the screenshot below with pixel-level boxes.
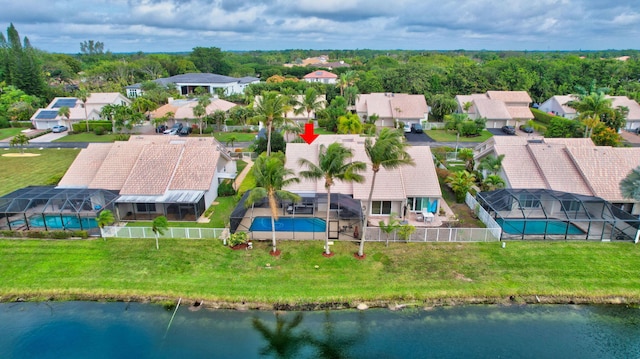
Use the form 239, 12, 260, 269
57, 136, 236, 221
455, 91, 533, 128
538, 95, 640, 130
31, 93, 131, 130
253, 94, 327, 127
475, 136, 640, 215
284, 135, 442, 221
355, 93, 429, 128
310, 61, 351, 70
125, 73, 259, 98
303, 70, 338, 84
151, 97, 238, 126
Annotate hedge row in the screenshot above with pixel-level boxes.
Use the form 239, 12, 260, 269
71, 121, 112, 133
0, 230, 89, 239
531, 108, 565, 125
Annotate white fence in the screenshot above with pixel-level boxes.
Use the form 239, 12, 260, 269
465, 192, 503, 239
422, 122, 446, 130
102, 226, 225, 239
364, 226, 500, 243
223, 125, 259, 132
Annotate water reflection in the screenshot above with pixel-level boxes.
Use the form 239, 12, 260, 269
252, 313, 308, 358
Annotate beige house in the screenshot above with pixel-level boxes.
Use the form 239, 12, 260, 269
152, 97, 237, 125
455, 91, 533, 128
355, 93, 429, 128
57, 136, 236, 221
538, 95, 640, 131
303, 70, 338, 84
284, 135, 442, 221
475, 136, 640, 215
31, 93, 131, 130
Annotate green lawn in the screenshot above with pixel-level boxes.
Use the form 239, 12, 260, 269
53, 133, 123, 142
214, 132, 257, 143
426, 130, 493, 142
0, 127, 26, 140
0, 148, 80, 196
126, 196, 239, 229
0, 239, 638, 305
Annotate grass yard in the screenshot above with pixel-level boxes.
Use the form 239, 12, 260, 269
0, 127, 26, 140
214, 132, 257, 143
126, 196, 239, 229
426, 130, 493, 142
0, 148, 80, 196
54, 133, 123, 142
0, 239, 639, 306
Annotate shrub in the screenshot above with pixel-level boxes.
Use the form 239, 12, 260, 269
228, 231, 248, 247
217, 179, 236, 197
94, 126, 105, 135
202, 127, 214, 134
25, 231, 46, 238
114, 134, 130, 141
531, 108, 558, 125
48, 231, 70, 239
71, 230, 89, 238
72, 121, 112, 133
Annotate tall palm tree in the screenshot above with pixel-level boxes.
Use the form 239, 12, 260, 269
76, 90, 90, 132
337, 70, 358, 97
620, 166, 640, 201
255, 91, 287, 156
151, 215, 169, 250
245, 152, 301, 255
96, 209, 115, 240
196, 94, 212, 134
298, 142, 366, 256
358, 128, 414, 257
295, 88, 326, 122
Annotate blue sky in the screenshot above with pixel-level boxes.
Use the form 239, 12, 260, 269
2, 0, 639, 53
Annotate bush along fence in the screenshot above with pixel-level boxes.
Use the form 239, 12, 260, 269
465, 192, 503, 239
101, 226, 226, 239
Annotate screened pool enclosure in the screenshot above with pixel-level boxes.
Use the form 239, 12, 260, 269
476, 189, 640, 241
0, 186, 119, 234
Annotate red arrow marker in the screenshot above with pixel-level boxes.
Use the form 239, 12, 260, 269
299, 123, 319, 144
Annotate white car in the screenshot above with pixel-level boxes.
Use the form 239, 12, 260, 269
403, 123, 411, 133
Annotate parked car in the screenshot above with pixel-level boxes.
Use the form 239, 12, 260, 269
411, 123, 423, 133
501, 125, 516, 135
155, 125, 167, 133
519, 124, 534, 133
164, 123, 183, 135
403, 123, 411, 133
178, 126, 193, 136
51, 125, 68, 133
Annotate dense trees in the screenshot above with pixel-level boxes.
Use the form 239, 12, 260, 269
0, 24, 47, 97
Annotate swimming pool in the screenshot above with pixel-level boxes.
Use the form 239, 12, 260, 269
497, 219, 583, 235
10, 215, 97, 230
249, 216, 326, 232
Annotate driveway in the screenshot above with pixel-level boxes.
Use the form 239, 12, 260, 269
29, 131, 69, 143
404, 131, 436, 145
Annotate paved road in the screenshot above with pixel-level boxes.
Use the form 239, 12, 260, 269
0, 142, 89, 149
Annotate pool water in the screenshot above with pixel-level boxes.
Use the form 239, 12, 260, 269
250, 216, 326, 232
497, 218, 583, 235
11, 215, 97, 230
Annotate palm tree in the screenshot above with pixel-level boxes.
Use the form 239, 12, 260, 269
151, 215, 169, 250
255, 91, 287, 156
337, 70, 358, 97
295, 88, 326, 122
358, 128, 414, 257
482, 174, 506, 191
478, 154, 505, 176
245, 152, 301, 255
196, 94, 212, 134
57, 106, 71, 129
9, 133, 29, 154
446, 170, 477, 203
76, 90, 90, 132
458, 148, 475, 172
379, 212, 400, 247
281, 123, 303, 143
298, 142, 366, 256
620, 166, 640, 201
96, 209, 115, 240
568, 92, 613, 138
226, 135, 238, 148
100, 104, 118, 133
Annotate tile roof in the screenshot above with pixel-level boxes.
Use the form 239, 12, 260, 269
487, 91, 532, 104
550, 95, 578, 115
506, 106, 534, 119
473, 99, 512, 120
303, 70, 338, 79
86, 92, 128, 105
609, 96, 640, 121
356, 93, 428, 119
285, 135, 441, 202
57, 143, 113, 188
151, 98, 237, 120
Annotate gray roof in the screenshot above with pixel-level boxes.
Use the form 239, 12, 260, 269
127, 73, 259, 89
116, 190, 204, 204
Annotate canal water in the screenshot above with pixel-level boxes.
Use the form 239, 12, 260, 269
1, 301, 639, 358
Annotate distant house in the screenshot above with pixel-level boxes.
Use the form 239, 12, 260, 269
151, 97, 238, 124
475, 136, 640, 215
455, 91, 533, 128
31, 93, 131, 130
303, 70, 338, 85
355, 93, 429, 128
57, 136, 236, 221
125, 73, 259, 98
310, 61, 351, 70
254, 94, 327, 126
539, 94, 640, 130
284, 135, 442, 218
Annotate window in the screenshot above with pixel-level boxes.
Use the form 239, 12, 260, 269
561, 200, 581, 212
518, 194, 540, 208
136, 203, 156, 213
371, 201, 392, 215
407, 197, 429, 212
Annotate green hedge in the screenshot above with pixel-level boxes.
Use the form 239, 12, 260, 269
72, 121, 112, 133
0, 230, 89, 239
531, 108, 565, 125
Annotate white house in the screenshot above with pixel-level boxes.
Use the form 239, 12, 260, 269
125, 73, 259, 98
31, 93, 131, 130
539, 94, 640, 130
455, 91, 533, 128
355, 93, 429, 128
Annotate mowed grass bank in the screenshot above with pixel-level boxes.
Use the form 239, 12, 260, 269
1, 239, 639, 306
0, 148, 80, 196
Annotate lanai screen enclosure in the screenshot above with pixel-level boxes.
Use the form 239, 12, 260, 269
476, 189, 640, 241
